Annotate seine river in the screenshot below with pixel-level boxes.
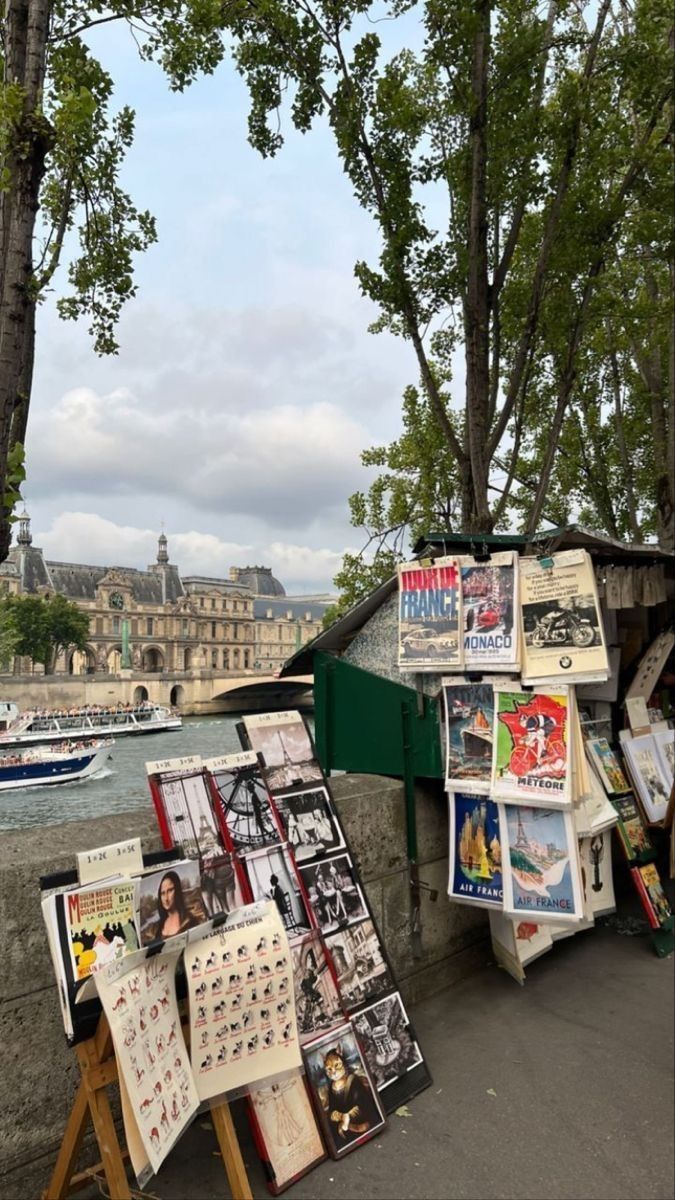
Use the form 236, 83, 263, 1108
0, 713, 313, 832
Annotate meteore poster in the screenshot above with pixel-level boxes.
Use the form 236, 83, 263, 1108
519, 549, 608, 683
398, 557, 462, 671
447, 793, 503, 908
499, 804, 583, 924
460, 551, 519, 670
491, 686, 572, 806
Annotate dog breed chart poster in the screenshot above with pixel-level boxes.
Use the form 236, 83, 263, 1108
96, 942, 198, 1176
185, 901, 302, 1101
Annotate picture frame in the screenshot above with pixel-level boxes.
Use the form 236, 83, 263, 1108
302, 1023, 386, 1158
323, 919, 394, 1011
240, 711, 325, 796
351, 990, 431, 1113
298, 853, 368, 935
247, 1073, 327, 1195
204, 751, 283, 854
499, 804, 584, 924
242, 844, 315, 937
272, 784, 345, 863
290, 932, 344, 1045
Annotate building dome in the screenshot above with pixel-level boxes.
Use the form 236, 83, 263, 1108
231, 565, 286, 597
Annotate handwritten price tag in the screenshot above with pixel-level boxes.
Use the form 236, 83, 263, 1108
203, 751, 257, 772
145, 755, 202, 775
77, 838, 144, 886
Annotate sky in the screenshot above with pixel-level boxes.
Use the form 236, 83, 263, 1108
25, 13, 432, 595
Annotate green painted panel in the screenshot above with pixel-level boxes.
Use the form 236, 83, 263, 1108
314, 652, 443, 779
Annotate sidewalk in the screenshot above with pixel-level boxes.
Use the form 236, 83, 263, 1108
99, 917, 674, 1200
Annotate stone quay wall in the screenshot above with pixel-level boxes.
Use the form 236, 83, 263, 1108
0, 774, 488, 1197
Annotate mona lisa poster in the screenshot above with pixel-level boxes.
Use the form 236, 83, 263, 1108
302, 1022, 385, 1158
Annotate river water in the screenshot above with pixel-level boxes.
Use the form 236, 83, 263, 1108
0, 714, 314, 832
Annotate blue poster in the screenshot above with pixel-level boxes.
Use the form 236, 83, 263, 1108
448, 794, 503, 907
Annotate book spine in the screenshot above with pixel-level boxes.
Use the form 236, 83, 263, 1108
629, 867, 660, 930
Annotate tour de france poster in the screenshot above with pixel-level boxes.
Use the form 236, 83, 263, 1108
499, 804, 584, 924
443, 680, 496, 795
397, 556, 463, 671
185, 901, 301, 1102
519, 549, 609, 683
459, 551, 519, 670
447, 793, 503, 908
491, 685, 573, 807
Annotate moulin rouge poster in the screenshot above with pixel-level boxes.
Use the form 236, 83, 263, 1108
398, 556, 462, 671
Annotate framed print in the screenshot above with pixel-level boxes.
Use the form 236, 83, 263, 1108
323, 919, 393, 1011
303, 1023, 386, 1158
620, 732, 670, 823
442, 681, 495, 795
243, 844, 314, 937
397, 557, 462, 672
290, 932, 344, 1045
459, 550, 519, 670
299, 854, 368, 934
273, 784, 345, 863
447, 793, 503, 908
491, 685, 572, 806
247, 1073, 326, 1195
146, 761, 225, 862
351, 991, 430, 1112
241, 711, 324, 795
204, 751, 283, 853
499, 804, 584, 924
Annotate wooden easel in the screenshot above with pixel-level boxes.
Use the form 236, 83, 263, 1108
43, 1014, 253, 1200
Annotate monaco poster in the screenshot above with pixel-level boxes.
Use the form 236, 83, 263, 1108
459, 551, 519, 670
398, 557, 462, 671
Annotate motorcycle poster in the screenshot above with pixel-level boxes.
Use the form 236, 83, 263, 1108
518, 550, 609, 684
398, 557, 463, 672
491, 685, 573, 806
459, 551, 520, 670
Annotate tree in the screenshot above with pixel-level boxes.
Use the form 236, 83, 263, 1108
0, 591, 19, 667
0, 590, 88, 671
219, 0, 672, 600
0, 3, 227, 561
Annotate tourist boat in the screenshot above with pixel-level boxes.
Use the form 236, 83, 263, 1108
0, 739, 113, 791
461, 707, 493, 758
0, 701, 181, 748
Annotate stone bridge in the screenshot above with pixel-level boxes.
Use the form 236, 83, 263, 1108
0, 670, 314, 715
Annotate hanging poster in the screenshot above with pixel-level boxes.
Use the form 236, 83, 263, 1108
242, 712, 324, 795
491, 686, 572, 806
323, 920, 393, 1011
247, 1073, 326, 1195
447, 793, 503, 908
273, 784, 345, 863
519, 550, 608, 683
95, 942, 198, 1177
578, 834, 615, 917
291, 932, 344, 1045
204, 751, 283, 853
299, 854, 368, 934
459, 551, 519, 670
351, 991, 427, 1110
397, 557, 462, 672
186, 901, 301, 1100
243, 844, 314, 937
302, 1023, 386, 1158
499, 804, 584, 924
443, 680, 496, 795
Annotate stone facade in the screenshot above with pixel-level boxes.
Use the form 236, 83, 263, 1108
253, 596, 330, 673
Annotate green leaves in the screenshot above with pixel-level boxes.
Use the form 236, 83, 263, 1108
0, 592, 90, 672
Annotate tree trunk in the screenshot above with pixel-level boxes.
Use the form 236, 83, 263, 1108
0, 0, 52, 564
463, 0, 492, 534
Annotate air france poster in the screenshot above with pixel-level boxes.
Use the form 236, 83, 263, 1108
398, 557, 462, 672
448, 793, 503, 908
499, 805, 583, 924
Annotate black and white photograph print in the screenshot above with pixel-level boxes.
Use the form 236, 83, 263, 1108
157, 770, 223, 861
352, 992, 423, 1092
274, 785, 345, 863
299, 854, 368, 934
244, 845, 314, 937
243, 712, 324, 794
206, 752, 282, 853
323, 919, 393, 1010
290, 932, 344, 1044
521, 592, 601, 650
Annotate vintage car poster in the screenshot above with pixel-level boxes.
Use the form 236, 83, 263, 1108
447, 793, 503, 908
499, 804, 584, 924
519, 550, 609, 684
443, 680, 496, 795
459, 551, 519, 670
290, 931, 344, 1045
491, 685, 572, 806
302, 1023, 386, 1158
242, 711, 324, 795
95, 942, 198, 1177
204, 751, 283, 853
186, 901, 301, 1101
397, 557, 462, 671
247, 1073, 326, 1194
